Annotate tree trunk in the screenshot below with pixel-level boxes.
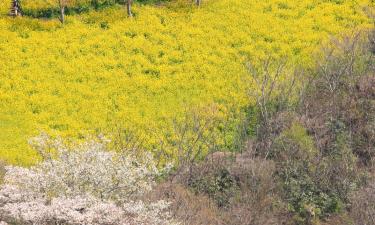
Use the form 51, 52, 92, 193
10, 0, 22, 17
126, 0, 132, 17
59, 6, 65, 24
58, 0, 65, 24
196, 0, 201, 6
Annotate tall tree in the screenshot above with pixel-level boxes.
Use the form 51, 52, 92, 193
10, 0, 22, 17
196, 0, 201, 6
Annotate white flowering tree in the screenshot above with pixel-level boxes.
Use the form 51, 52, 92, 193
0, 133, 178, 225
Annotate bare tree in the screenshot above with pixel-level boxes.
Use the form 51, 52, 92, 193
10, 0, 22, 17
246, 56, 305, 157
165, 105, 223, 182
126, 0, 133, 17
57, 0, 68, 23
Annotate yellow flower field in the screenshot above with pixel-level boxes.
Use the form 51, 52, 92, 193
0, 0, 373, 165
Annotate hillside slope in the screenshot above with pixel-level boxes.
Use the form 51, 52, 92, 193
0, 0, 372, 165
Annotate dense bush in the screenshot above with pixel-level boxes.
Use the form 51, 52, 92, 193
167, 147, 286, 225
246, 31, 374, 224
301, 32, 375, 166
350, 178, 375, 225
188, 165, 237, 208
270, 122, 359, 222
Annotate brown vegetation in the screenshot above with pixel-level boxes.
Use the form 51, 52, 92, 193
151, 30, 374, 225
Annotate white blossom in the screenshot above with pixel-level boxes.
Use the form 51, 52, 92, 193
0, 134, 179, 225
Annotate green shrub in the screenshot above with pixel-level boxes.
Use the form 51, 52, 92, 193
189, 166, 238, 208
254, 32, 375, 223
270, 122, 360, 222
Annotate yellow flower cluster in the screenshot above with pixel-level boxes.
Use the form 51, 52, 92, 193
0, 0, 373, 165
